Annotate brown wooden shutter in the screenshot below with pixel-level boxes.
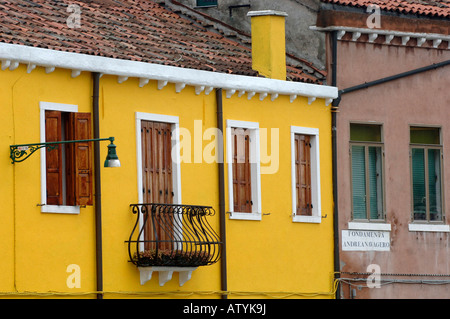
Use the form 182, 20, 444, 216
67, 112, 93, 206
295, 134, 312, 216
45, 111, 63, 205
141, 120, 174, 251
232, 128, 252, 213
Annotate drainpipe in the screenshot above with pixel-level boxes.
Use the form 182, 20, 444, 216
331, 30, 341, 300
92, 72, 103, 299
216, 88, 228, 299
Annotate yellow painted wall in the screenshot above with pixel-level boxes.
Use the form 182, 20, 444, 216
0, 64, 334, 298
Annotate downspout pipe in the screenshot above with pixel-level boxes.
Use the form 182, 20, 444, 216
216, 88, 228, 299
92, 72, 103, 299
334, 59, 450, 106
330, 31, 341, 300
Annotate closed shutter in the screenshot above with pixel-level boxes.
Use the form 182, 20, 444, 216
45, 111, 63, 205
69, 112, 93, 206
411, 148, 426, 217
351, 145, 367, 219
295, 134, 312, 216
141, 120, 174, 251
232, 128, 252, 213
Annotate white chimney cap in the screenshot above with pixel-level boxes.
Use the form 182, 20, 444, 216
247, 10, 288, 17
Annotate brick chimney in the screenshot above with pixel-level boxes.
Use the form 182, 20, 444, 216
247, 10, 288, 80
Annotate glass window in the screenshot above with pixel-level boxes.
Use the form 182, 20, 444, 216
350, 124, 384, 221
410, 127, 443, 222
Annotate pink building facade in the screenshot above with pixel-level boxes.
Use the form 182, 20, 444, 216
316, 1, 450, 298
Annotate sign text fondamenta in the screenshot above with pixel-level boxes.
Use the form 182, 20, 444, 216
342, 230, 390, 251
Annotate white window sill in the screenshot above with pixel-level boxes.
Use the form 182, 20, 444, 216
41, 205, 80, 214
408, 223, 450, 232
229, 211, 261, 221
348, 222, 391, 231
292, 215, 322, 224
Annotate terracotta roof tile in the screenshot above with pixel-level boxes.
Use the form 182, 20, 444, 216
321, 0, 450, 18
0, 0, 324, 83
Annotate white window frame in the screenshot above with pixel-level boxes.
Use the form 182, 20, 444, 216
290, 126, 321, 223
39, 101, 80, 214
226, 119, 262, 221
135, 112, 182, 251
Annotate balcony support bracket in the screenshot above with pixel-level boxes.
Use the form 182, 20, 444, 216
138, 266, 197, 286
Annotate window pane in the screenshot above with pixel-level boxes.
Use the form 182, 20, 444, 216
412, 148, 426, 220
352, 145, 366, 219
410, 127, 440, 144
350, 124, 382, 142
368, 146, 383, 219
428, 149, 442, 221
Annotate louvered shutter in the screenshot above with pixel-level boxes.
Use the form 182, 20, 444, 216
232, 128, 252, 213
141, 120, 174, 251
295, 134, 312, 216
68, 112, 93, 206
351, 145, 367, 219
45, 111, 63, 205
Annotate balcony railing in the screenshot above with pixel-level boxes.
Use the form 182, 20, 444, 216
126, 203, 222, 268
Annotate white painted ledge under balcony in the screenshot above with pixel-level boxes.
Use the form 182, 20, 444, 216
138, 266, 197, 286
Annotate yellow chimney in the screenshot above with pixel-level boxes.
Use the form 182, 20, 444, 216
247, 10, 288, 80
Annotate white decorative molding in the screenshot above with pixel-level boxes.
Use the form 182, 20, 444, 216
157, 80, 168, 90
226, 89, 236, 98
368, 33, 378, 43
139, 78, 150, 88
27, 63, 36, 73
1, 59, 10, 70
433, 39, 442, 48
417, 37, 426, 47
195, 85, 205, 95
311, 26, 450, 50
175, 82, 186, 93
45, 66, 55, 74
138, 267, 197, 286
308, 96, 316, 105
72, 69, 82, 78
385, 34, 394, 44
204, 86, 214, 95
0, 42, 337, 103
402, 36, 410, 46
352, 32, 361, 41
290, 94, 297, 103
9, 60, 19, 70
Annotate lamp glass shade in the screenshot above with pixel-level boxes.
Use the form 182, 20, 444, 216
104, 142, 120, 167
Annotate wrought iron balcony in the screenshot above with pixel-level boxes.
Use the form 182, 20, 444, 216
126, 203, 222, 268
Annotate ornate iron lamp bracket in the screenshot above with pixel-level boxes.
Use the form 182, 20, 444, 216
10, 137, 115, 164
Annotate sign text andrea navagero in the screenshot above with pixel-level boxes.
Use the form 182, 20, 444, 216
342, 230, 390, 251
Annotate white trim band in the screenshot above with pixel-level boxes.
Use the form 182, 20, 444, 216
311, 26, 450, 49
0, 42, 337, 100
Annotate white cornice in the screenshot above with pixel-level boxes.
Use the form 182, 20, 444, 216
311, 26, 450, 49
0, 42, 337, 104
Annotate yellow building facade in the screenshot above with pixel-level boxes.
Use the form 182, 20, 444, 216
0, 8, 338, 299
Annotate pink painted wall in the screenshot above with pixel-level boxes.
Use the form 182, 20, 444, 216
332, 37, 450, 298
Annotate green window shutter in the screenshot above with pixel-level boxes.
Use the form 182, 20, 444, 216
352, 145, 366, 219
428, 149, 442, 220
368, 146, 382, 219
412, 148, 426, 220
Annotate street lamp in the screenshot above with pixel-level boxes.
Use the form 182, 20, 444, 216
10, 136, 120, 167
